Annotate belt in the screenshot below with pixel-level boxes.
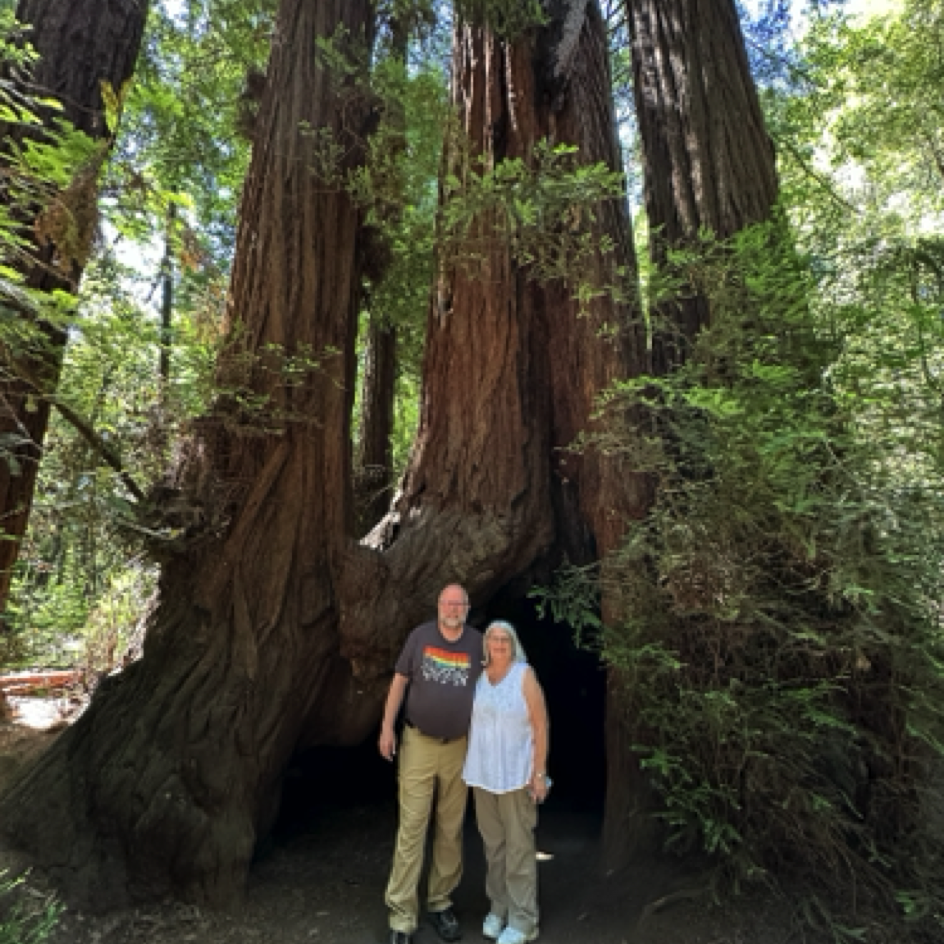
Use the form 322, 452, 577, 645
405, 719, 464, 744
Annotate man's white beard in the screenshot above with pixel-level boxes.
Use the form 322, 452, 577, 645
441, 616, 462, 629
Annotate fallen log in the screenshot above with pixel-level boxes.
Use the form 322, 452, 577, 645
0, 670, 81, 695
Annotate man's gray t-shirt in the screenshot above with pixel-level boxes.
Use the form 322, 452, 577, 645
396, 621, 483, 740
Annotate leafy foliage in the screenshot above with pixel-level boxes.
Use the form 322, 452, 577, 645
541, 216, 944, 937
452, 0, 547, 39
438, 140, 628, 311
0, 873, 59, 944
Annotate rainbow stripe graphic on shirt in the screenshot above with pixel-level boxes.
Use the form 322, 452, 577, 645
421, 646, 471, 686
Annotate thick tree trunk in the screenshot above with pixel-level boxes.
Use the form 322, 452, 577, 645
628, 0, 777, 365
600, 0, 781, 870
0, 0, 646, 909
0, 0, 373, 908
354, 315, 397, 535
0, 0, 150, 611
338, 0, 648, 679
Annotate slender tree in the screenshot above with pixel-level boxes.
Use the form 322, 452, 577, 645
354, 313, 398, 534
0, 0, 151, 611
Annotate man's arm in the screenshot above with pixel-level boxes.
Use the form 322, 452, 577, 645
379, 672, 409, 761
523, 667, 550, 801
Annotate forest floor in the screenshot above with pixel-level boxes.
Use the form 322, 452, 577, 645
0, 695, 881, 944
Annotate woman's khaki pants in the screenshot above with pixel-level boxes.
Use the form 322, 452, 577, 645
473, 786, 539, 935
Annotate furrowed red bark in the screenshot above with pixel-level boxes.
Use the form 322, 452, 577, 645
338, 0, 648, 683
628, 0, 777, 364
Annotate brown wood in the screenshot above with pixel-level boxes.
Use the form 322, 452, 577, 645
338, 0, 648, 681
0, 670, 80, 693
628, 0, 778, 364
354, 315, 397, 535
0, 0, 150, 611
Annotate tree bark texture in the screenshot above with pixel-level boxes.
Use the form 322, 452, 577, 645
339, 0, 649, 678
0, 0, 150, 611
628, 0, 778, 362
0, 0, 648, 909
599, 0, 782, 870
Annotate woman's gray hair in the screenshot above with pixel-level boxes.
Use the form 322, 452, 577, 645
483, 620, 528, 666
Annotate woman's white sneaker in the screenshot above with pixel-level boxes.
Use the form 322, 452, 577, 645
496, 927, 538, 944
482, 914, 505, 940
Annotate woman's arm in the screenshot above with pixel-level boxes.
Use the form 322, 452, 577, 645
523, 666, 549, 801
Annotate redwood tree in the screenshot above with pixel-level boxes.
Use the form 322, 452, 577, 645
597, 0, 782, 869
354, 314, 398, 534
0, 0, 150, 611
0, 0, 647, 907
628, 0, 777, 363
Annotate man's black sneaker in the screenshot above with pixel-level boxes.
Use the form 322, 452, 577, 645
389, 931, 412, 944
429, 907, 462, 942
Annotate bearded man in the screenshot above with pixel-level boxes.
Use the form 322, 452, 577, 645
379, 584, 482, 944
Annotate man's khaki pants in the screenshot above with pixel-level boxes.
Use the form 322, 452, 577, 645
472, 786, 539, 935
386, 725, 469, 933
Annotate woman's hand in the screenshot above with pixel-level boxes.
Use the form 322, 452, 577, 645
530, 772, 549, 803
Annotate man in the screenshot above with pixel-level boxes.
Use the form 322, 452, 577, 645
379, 584, 483, 944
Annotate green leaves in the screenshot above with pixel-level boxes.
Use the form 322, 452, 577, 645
438, 139, 627, 311
546, 208, 944, 927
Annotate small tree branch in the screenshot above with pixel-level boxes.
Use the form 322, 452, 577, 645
9, 352, 146, 503
50, 398, 146, 503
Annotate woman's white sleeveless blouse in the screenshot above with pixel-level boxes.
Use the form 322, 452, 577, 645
463, 662, 532, 793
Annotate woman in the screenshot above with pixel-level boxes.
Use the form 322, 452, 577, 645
463, 620, 549, 944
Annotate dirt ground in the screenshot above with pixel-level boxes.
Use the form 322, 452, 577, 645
0, 698, 873, 944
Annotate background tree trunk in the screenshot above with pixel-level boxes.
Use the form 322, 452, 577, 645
0, 0, 150, 612
599, 0, 782, 870
354, 315, 397, 535
628, 0, 778, 366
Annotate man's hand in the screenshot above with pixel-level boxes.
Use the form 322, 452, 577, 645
380, 673, 408, 761
379, 726, 397, 761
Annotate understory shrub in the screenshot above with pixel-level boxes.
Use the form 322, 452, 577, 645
541, 219, 944, 939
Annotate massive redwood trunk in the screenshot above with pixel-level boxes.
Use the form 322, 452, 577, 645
0, 0, 646, 908
628, 0, 777, 364
337, 0, 648, 677
0, 0, 374, 907
0, 0, 150, 611
599, 0, 782, 869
